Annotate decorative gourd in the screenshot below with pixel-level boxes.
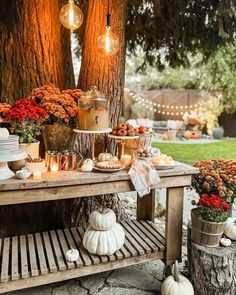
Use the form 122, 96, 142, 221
97, 152, 113, 162
184, 131, 192, 139
0, 128, 9, 140
162, 261, 194, 295
65, 247, 80, 262
161, 133, 169, 140
111, 156, 119, 162
89, 208, 116, 230
81, 159, 94, 172
220, 237, 232, 247
224, 218, 236, 240
83, 223, 125, 255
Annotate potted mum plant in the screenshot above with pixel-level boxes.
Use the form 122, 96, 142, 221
191, 193, 229, 247
193, 159, 236, 216
28, 83, 81, 151
6, 99, 48, 159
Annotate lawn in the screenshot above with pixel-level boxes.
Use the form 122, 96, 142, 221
152, 140, 236, 165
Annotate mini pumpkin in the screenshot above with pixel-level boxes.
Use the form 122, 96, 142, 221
65, 247, 80, 262
224, 218, 236, 240
83, 223, 125, 256
162, 261, 194, 295
89, 208, 116, 230
81, 159, 94, 172
220, 237, 232, 247
97, 152, 113, 162
161, 133, 169, 140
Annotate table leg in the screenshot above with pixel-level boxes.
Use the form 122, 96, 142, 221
165, 187, 184, 264
136, 189, 155, 222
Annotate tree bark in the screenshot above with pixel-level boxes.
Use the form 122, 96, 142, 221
68, 0, 128, 227
188, 226, 236, 295
0, 0, 75, 104
0, 0, 75, 236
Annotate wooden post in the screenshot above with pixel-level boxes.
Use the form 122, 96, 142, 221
165, 187, 184, 263
137, 189, 155, 222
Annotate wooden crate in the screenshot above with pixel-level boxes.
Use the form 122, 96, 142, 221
0, 220, 165, 294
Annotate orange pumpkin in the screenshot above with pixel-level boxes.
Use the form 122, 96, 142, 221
162, 133, 169, 140
184, 131, 192, 139
191, 133, 200, 139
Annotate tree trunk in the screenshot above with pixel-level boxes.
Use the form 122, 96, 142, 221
0, 0, 75, 236
0, 0, 75, 104
188, 226, 236, 295
68, 0, 128, 227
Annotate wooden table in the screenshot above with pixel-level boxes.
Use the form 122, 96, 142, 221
0, 162, 198, 293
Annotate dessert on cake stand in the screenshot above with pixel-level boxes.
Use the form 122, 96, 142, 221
0, 149, 27, 180
73, 128, 112, 161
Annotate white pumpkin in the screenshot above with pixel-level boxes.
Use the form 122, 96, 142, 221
111, 156, 119, 162
81, 159, 94, 172
220, 237, 232, 247
162, 261, 194, 295
83, 223, 125, 255
89, 208, 116, 230
224, 218, 236, 240
65, 248, 80, 262
0, 128, 9, 140
97, 152, 113, 162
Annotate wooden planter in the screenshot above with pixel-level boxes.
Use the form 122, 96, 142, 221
191, 208, 225, 247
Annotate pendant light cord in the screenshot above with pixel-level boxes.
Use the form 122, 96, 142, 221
106, 0, 111, 27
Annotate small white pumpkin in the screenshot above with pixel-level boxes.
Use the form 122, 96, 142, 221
81, 159, 94, 172
162, 261, 194, 295
65, 247, 80, 262
0, 128, 9, 140
97, 152, 113, 162
83, 223, 125, 255
89, 208, 116, 230
220, 237, 232, 247
83, 159, 94, 166
111, 156, 119, 162
224, 218, 236, 240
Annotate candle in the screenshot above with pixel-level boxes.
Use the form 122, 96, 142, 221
50, 163, 59, 173
120, 154, 132, 168
33, 170, 42, 180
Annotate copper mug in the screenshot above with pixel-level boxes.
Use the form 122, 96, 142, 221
60, 150, 83, 171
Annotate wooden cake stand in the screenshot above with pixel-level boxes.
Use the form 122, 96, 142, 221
0, 149, 27, 180
73, 128, 112, 161
108, 134, 139, 155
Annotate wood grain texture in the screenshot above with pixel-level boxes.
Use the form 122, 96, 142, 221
188, 227, 236, 295
0, 221, 164, 294
165, 187, 184, 263
137, 189, 156, 222
0, 0, 74, 103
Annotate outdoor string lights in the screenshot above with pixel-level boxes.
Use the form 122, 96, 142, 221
59, 0, 83, 31
97, 0, 119, 56
129, 91, 200, 116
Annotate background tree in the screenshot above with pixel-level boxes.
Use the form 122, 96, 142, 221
0, 0, 74, 104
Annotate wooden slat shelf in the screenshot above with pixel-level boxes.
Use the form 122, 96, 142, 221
0, 220, 165, 294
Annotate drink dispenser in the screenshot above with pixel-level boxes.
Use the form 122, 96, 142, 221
78, 86, 109, 131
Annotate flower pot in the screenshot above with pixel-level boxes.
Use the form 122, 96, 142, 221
212, 126, 224, 139
42, 125, 73, 152
11, 141, 40, 171
191, 208, 226, 247
19, 142, 40, 159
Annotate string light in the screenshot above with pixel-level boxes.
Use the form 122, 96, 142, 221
59, 0, 83, 31
97, 0, 119, 56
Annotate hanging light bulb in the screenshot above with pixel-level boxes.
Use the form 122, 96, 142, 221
97, 0, 119, 56
59, 0, 83, 31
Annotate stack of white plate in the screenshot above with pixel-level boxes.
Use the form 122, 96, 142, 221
0, 135, 19, 154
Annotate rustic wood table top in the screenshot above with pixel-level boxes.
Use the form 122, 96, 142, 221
0, 162, 198, 192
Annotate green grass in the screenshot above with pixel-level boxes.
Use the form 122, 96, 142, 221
152, 140, 236, 165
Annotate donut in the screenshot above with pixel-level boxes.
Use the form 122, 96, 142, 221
117, 123, 127, 130
117, 128, 127, 136
127, 124, 134, 130
127, 129, 135, 136
112, 130, 117, 136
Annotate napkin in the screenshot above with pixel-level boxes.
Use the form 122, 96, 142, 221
128, 158, 160, 197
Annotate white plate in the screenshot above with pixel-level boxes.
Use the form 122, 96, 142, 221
153, 164, 177, 170
93, 165, 125, 173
